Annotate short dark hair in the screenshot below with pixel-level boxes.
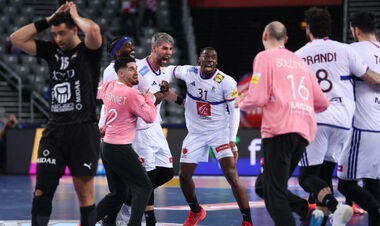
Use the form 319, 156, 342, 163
199, 46, 217, 56
49, 12, 76, 28
349, 11, 376, 34
114, 57, 135, 73
305, 7, 331, 38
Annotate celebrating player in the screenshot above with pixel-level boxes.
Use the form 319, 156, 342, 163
169, 47, 253, 226
96, 57, 156, 226
337, 11, 380, 225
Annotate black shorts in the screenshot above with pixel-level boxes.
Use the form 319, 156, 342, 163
36, 123, 100, 176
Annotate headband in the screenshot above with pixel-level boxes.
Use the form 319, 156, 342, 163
110, 37, 130, 58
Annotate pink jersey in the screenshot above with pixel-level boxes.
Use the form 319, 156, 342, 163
101, 80, 157, 144
239, 48, 329, 143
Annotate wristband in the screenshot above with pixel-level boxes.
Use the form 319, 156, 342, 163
34, 19, 49, 33
175, 96, 184, 105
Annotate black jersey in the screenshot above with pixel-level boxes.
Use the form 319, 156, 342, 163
36, 40, 102, 125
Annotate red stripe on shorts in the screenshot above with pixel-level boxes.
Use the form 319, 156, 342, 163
215, 144, 230, 153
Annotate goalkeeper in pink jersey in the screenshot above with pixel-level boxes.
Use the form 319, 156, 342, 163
96, 57, 157, 226
238, 21, 329, 226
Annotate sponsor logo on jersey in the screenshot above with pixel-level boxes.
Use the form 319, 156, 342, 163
231, 89, 238, 97
169, 157, 173, 163
74, 80, 83, 110
139, 66, 149, 76
52, 82, 71, 104
140, 157, 145, 163
187, 67, 198, 74
338, 165, 343, 172
214, 74, 224, 83
250, 72, 261, 84
190, 81, 196, 86
152, 81, 157, 86
182, 148, 188, 154
215, 144, 230, 153
197, 102, 211, 116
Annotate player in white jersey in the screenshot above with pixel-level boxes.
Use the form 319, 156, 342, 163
295, 8, 380, 225
168, 47, 252, 226
337, 11, 380, 225
98, 34, 181, 226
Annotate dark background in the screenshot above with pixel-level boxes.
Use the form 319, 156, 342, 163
190, 6, 343, 80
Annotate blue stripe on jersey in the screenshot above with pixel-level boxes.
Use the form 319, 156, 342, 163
340, 75, 352, 80
186, 91, 226, 105
173, 65, 180, 78
317, 123, 350, 130
146, 57, 161, 76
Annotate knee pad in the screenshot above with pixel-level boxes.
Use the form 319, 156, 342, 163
32, 175, 60, 218
155, 167, 174, 188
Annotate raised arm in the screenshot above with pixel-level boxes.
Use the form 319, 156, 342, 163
67, 2, 102, 50
10, 4, 69, 56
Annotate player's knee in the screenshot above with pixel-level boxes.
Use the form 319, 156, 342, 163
32, 175, 60, 216
156, 167, 174, 187
179, 170, 192, 182
35, 175, 60, 196
223, 168, 239, 186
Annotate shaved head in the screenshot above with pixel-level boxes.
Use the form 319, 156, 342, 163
264, 21, 287, 41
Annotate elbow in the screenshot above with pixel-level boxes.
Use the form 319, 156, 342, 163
89, 23, 101, 39
9, 33, 20, 47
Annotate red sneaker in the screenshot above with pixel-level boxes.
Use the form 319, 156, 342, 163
183, 207, 207, 226
242, 221, 252, 226
351, 202, 366, 215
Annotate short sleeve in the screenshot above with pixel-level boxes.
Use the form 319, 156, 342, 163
172, 65, 194, 81
347, 45, 368, 78
162, 65, 177, 82
35, 40, 54, 61
223, 76, 238, 101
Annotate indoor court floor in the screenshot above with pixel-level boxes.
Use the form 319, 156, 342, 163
0, 176, 370, 225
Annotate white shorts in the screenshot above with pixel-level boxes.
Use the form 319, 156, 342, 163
338, 127, 380, 180
299, 125, 350, 167
132, 123, 173, 171
180, 128, 234, 164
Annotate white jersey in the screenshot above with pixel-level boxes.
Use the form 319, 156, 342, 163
295, 39, 368, 129
102, 61, 117, 83
135, 57, 172, 130
170, 65, 238, 133
350, 41, 380, 131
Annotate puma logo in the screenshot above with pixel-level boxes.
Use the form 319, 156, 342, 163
83, 162, 92, 170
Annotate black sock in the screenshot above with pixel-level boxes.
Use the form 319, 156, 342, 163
322, 194, 338, 213
80, 204, 96, 226
187, 198, 201, 213
240, 208, 252, 223
145, 210, 156, 226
